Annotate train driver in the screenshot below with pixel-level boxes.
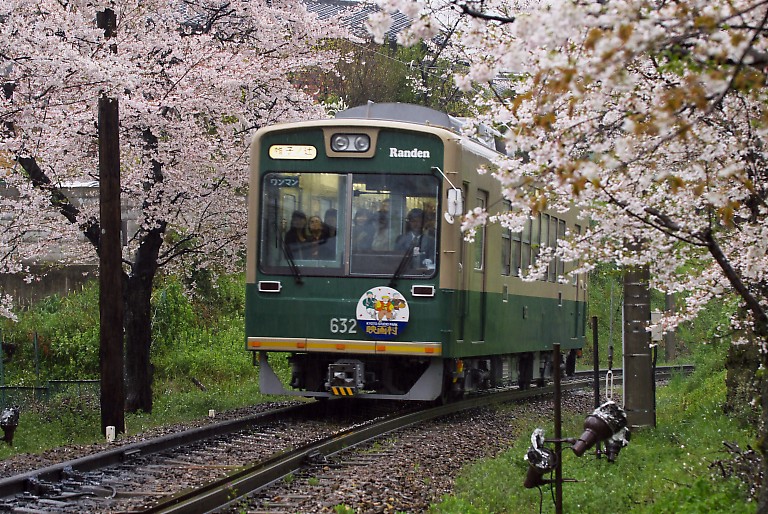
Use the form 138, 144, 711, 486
395, 208, 436, 268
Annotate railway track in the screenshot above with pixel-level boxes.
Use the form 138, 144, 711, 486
0, 365, 692, 513
152, 364, 692, 513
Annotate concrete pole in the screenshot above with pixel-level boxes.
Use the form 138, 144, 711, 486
623, 265, 656, 428
664, 293, 677, 361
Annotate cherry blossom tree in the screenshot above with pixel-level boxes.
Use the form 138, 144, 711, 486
371, 0, 768, 505
1, 0, 341, 412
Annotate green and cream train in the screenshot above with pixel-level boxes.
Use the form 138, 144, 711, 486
245, 103, 586, 401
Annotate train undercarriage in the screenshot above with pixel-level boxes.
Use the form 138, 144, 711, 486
258, 349, 579, 401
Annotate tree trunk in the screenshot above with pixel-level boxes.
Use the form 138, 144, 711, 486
723, 340, 760, 424
124, 272, 154, 413
123, 228, 164, 413
16, 150, 165, 415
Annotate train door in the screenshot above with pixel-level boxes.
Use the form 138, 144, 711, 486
465, 190, 488, 344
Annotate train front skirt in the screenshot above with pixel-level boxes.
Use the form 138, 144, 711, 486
258, 352, 444, 401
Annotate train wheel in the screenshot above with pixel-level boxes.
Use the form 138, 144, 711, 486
518, 353, 533, 390
438, 373, 463, 404
566, 349, 577, 376
536, 353, 550, 387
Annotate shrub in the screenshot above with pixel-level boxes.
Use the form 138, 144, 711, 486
0, 283, 100, 383
151, 277, 197, 351
0, 273, 251, 387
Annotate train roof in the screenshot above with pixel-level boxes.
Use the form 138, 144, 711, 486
336, 102, 463, 131
335, 102, 501, 152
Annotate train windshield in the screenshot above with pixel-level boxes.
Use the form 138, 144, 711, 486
259, 172, 439, 278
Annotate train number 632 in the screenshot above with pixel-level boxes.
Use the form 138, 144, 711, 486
330, 318, 358, 334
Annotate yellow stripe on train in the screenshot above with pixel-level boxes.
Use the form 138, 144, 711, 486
331, 387, 355, 396
248, 337, 442, 356
375, 342, 442, 355
247, 337, 305, 351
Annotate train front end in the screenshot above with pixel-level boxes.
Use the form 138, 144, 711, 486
245, 117, 458, 400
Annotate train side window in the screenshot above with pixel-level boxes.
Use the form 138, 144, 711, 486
501, 201, 511, 276
473, 192, 486, 271
521, 218, 531, 275
540, 214, 550, 282
531, 213, 541, 269
557, 219, 566, 278
548, 216, 558, 282
511, 231, 521, 277
572, 224, 582, 286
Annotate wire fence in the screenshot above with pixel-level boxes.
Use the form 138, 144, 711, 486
0, 329, 100, 410
0, 380, 99, 410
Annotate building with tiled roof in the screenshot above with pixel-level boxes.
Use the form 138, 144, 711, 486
304, 0, 411, 41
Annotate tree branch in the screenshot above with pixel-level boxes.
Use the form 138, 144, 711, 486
456, 2, 515, 24
15, 156, 101, 249
700, 227, 768, 330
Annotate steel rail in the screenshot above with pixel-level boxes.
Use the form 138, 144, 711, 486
573, 364, 694, 379
0, 402, 324, 499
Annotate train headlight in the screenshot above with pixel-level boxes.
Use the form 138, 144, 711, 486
331, 133, 370, 153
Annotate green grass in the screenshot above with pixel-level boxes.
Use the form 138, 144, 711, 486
0, 347, 293, 460
430, 351, 756, 514
127, 376, 266, 435
0, 396, 105, 457
0, 376, 269, 459
0, 351, 294, 459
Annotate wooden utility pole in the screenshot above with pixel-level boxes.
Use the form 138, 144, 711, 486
553, 343, 563, 514
97, 8, 125, 436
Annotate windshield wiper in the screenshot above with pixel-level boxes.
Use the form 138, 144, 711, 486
279, 234, 303, 284
389, 241, 416, 288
